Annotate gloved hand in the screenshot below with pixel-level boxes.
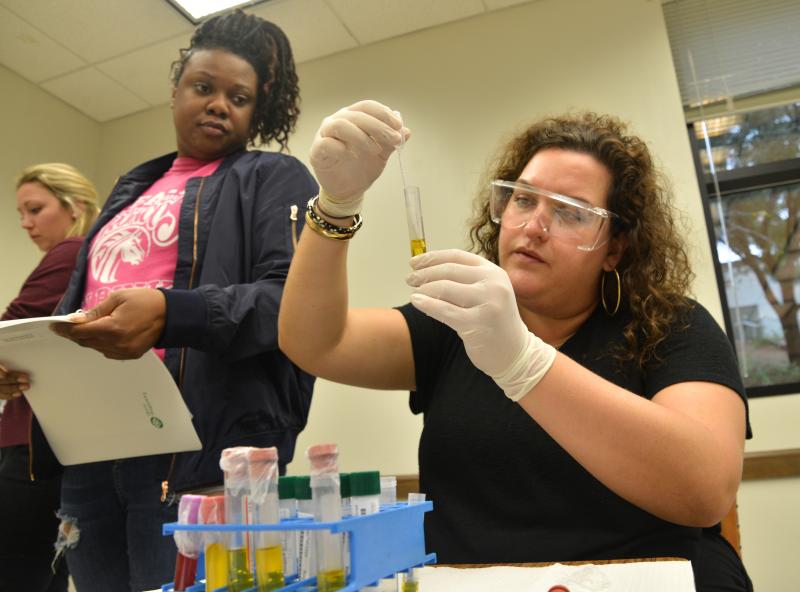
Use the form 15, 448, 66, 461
309, 100, 406, 218
407, 249, 557, 402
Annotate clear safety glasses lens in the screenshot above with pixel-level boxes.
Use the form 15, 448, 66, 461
489, 180, 617, 251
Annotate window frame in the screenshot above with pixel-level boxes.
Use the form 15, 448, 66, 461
689, 121, 800, 397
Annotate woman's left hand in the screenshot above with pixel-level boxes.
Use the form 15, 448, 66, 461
406, 249, 531, 377
51, 288, 166, 360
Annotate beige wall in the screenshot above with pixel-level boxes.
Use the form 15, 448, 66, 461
0, 64, 101, 309
2, 0, 797, 589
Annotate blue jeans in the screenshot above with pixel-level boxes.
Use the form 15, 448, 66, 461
59, 455, 179, 592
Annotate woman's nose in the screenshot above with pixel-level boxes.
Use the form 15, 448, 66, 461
206, 94, 229, 118
522, 206, 550, 240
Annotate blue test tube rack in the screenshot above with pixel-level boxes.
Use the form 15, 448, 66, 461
161, 501, 436, 592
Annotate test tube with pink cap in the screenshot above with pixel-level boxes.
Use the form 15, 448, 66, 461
307, 443, 346, 592
220, 447, 255, 592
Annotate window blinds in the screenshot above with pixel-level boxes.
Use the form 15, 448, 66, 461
662, 0, 800, 106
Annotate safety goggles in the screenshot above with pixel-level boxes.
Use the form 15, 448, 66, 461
490, 180, 618, 251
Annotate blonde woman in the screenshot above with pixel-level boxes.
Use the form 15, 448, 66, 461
0, 163, 99, 592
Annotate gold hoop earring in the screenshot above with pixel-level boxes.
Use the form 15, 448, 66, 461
601, 268, 621, 316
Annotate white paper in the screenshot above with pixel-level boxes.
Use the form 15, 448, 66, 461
0, 315, 201, 465
417, 560, 696, 592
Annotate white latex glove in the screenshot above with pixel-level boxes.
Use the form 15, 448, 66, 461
309, 100, 406, 218
407, 249, 557, 402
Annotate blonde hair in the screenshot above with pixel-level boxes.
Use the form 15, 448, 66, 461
16, 163, 100, 238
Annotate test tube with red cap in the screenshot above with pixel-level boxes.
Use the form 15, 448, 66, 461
220, 447, 255, 592
307, 443, 346, 592
172, 494, 203, 591
247, 447, 284, 591
198, 495, 227, 592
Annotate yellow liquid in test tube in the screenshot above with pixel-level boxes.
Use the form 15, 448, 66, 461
255, 545, 285, 591
410, 238, 427, 256
317, 567, 346, 592
204, 542, 229, 592
227, 547, 254, 592
402, 581, 420, 592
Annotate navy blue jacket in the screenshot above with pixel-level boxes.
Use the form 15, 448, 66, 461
55, 149, 317, 493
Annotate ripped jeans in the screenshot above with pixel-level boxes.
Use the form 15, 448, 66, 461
58, 454, 179, 592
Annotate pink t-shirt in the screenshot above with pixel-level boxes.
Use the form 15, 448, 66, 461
83, 156, 222, 359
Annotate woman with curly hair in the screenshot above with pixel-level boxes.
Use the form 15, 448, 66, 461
279, 101, 752, 590
0, 10, 317, 591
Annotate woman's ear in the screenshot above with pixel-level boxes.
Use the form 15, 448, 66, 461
602, 232, 628, 272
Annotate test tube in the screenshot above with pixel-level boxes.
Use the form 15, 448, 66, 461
220, 447, 255, 592
380, 475, 397, 507
247, 447, 284, 591
172, 494, 203, 591
295, 476, 316, 581
278, 476, 299, 580
349, 471, 380, 517
198, 495, 228, 592
395, 111, 427, 257
402, 493, 426, 592
308, 444, 346, 592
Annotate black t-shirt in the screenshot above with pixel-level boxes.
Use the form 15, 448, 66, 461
398, 300, 752, 592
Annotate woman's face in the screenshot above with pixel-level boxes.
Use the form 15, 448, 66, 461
498, 148, 624, 317
172, 48, 259, 161
17, 181, 75, 252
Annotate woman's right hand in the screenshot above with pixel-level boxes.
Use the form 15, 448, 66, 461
0, 363, 30, 400
310, 100, 407, 217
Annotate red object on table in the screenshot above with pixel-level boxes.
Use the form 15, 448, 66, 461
173, 553, 198, 591
548, 586, 571, 592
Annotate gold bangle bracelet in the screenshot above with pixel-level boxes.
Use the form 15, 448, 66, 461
305, 210, 358, 240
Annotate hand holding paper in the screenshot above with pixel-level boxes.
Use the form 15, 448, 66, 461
52, 288, 166, 360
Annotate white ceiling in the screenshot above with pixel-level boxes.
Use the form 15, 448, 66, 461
0, 0, 535, 122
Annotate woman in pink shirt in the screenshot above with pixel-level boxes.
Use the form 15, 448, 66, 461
0, 163, 99, 592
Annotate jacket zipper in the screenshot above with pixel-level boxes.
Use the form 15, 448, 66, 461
290, 204, 299, 250
161, 177, 206, 503
27, 413, 35, 481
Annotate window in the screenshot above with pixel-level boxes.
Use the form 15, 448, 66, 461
693, 104, 800, 395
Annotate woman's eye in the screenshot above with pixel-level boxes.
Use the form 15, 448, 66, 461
512, 194, 535, 209
232, 95, 248, 106
194, 82, 210, 93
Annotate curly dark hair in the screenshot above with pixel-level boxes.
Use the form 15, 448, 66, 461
469, 112, 694, 366
170, 9, 300, 152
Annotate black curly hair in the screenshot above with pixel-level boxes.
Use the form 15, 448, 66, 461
170, 9, 300, 152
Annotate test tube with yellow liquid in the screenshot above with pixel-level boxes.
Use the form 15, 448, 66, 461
308, 444, 346, 592
220, 447, 255, 592
198, 496, 228, 592
404, 186, 427, 256
395, 111, 427, 257
247, 447, 285, 592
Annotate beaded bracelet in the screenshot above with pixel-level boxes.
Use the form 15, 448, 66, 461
305, 196, 363, 240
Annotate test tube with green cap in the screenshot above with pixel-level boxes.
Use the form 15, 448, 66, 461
349, 471, 381, 517
278, 476, 298, 579
294, 475, 315, 581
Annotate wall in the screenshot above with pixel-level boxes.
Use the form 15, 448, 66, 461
0, 64, 101, 309
3, 0, 796, 589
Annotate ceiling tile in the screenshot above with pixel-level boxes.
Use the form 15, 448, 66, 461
250, 0, 358, 63
41, 67, 150, 122
0, 5, 86, 82
97, 33, 192, 106
1, 0, 193, 63
327, 0, 485, 45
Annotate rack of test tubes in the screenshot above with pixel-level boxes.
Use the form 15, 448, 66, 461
160, 444, 436, 592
